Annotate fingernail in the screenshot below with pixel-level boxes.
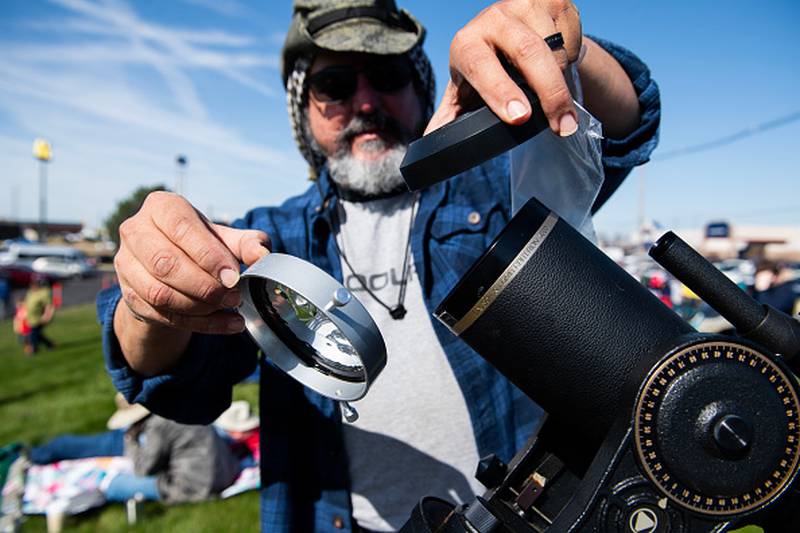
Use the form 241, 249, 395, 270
559, 113, 579, 137
507, 99, 529, 121
227, 315, 245, 333
222, 291, 241, 308
220, 268, 240, 289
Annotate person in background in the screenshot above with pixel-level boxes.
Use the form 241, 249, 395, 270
29, 394, 241, 504
24, 274, 55, 353
754, 261, 800, 316
12, 299, 32, 354
0, 271, 10, 321
753, 260, 779, 293
214, 400, 260, 468
646, 272, 673, 309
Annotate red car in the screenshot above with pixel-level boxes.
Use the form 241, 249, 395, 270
0, 265, 52, 288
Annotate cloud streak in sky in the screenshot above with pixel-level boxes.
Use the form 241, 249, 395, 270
0, 0, 304, 226
48, 0, 277, 98
179, 0, 250, 19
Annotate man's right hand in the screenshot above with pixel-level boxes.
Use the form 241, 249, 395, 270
112, 192, 269, 375
425, 0, 582, 136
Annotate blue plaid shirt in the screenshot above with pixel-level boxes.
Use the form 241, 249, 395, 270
98, 38, 659, 532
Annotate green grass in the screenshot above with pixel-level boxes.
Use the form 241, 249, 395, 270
0, 304, 260, 532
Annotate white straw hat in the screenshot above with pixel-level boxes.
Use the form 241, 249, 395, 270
215, 401, 259, 432
106, 393, 151, 430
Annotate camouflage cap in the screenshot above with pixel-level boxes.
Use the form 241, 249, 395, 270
281, 0, 426, 85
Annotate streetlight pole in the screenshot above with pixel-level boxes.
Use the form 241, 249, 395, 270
32, 138, 52, 242
175, 154, 188, 197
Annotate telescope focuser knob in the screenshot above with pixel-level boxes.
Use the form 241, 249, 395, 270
476, 454, 508, 489
713, 414, 753, 458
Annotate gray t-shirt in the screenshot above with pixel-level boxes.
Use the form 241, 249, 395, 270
336, 194, 484, 531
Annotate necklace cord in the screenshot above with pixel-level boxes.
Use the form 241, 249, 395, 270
326, 193, 418, 318
395, 194, 418, 307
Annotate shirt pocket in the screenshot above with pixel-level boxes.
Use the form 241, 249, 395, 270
429, 203, 501, 282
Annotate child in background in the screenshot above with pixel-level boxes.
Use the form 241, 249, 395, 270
24, 274, 55, 353
12, 300, 32, 355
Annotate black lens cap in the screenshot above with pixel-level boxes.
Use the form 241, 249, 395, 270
400, 85, 549, 191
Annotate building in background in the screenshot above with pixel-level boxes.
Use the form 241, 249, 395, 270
0, 220, 82, 242
673, 221, 800, 262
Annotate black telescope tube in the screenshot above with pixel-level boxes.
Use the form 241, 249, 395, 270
649, 231, 765, 332
435, 198, 694, 468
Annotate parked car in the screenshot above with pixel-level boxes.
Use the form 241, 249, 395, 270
0, 243, 95, 280
31, 255, 95, 279
715, 258, 756, 289
0, 265, 39, 288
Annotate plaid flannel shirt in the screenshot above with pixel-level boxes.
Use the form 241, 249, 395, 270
98, 37, 660, 532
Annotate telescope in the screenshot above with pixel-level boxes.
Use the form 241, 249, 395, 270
236, 77, 800, 532
394, 95, 800, 532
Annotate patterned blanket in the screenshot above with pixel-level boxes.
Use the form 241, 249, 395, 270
23, 456, 131, 515
1, 456, 260, 518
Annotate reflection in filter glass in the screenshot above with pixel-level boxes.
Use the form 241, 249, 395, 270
272, 284, 363, 374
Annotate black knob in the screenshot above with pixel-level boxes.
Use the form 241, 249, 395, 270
713, 415, 753, 458
475, 454, 507, 489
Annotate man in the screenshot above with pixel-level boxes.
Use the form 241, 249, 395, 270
98, 0, 659, 530
0, 271, 10, 321
30, 394, 240, 504
754, 261, 800, 316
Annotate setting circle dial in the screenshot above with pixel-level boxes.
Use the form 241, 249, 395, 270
634, 340, 800, 516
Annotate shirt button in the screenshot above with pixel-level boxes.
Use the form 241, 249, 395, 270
332, 516, 344, 529
468, 211, 481, 225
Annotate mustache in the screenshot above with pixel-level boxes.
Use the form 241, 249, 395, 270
335, 111, 412, 151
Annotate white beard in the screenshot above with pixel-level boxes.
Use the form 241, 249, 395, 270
327, 140, 407, 197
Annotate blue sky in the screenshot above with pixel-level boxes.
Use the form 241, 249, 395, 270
1, 0, 798, 236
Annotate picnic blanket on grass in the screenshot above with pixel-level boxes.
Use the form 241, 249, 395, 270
2, 457, 260, 517
23, 456, 131, 515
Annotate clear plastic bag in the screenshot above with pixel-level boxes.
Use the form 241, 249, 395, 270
510, 67, 604, 241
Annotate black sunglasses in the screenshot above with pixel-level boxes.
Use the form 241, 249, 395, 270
307, 57, 414, 104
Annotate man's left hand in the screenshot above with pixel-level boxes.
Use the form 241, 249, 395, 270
425, 0, 582, 137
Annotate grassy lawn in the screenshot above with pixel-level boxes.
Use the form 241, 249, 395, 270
0, 303, 260, 532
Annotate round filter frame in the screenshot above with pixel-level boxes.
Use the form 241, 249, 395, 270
239, 253, 386, 401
